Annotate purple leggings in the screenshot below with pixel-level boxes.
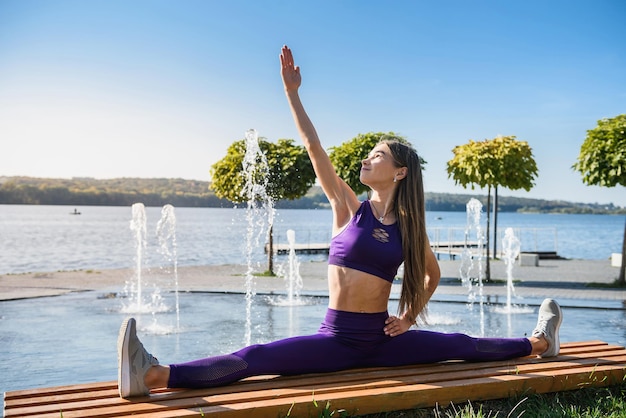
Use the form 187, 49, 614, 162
167, 308, 532, 388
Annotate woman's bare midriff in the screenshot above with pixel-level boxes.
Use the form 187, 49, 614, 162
327, 265, 392, 313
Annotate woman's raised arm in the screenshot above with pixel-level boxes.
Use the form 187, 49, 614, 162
280, 45, 359, 227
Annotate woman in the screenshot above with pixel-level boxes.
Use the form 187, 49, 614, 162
117, 45, 562, 399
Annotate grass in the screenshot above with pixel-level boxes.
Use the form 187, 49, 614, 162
348, 382, 626, 418
586, 278, 626, 289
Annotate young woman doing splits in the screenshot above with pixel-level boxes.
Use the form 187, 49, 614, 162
117, 46, 562, 399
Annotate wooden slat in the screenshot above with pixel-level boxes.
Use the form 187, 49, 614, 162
4, 341, 626, 418
5, 343, 624, 417
6, 347, 624, 418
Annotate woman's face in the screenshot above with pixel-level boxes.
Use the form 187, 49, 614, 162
359, 143, 398, 187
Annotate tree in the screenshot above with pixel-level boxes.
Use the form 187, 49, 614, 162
486, 136, 539, 260
447, 136, 538, 280
329, 132, 424, 195
573, 114, 626, 286
210, 137, 316, 274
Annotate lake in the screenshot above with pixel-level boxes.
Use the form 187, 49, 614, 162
0, 204, 623, 275
1, 203, 625, 404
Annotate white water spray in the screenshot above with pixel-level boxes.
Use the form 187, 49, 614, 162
265, 229, 315, 338
459, 198, 486, 335
285, 229, 303, 305
122, 203, 171, 323
502, 227, 520, 310
241, 128, 275, 346
459, 198, 485, 303
156, 204, 180, 331
268, 229, 310, 307
494, 228, 532, 317
124, 203, 148, 312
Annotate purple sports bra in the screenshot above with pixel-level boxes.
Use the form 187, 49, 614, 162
328, 200, 404, 283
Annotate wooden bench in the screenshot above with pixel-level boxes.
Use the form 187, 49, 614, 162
4, 340, 626, 418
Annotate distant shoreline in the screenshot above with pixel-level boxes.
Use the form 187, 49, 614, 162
2, 201, 626, 215
1, 177, 624, 213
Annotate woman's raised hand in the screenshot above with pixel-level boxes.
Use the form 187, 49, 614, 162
280, 45, 301, 91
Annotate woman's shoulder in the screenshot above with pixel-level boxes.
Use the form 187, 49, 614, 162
330, 196, 364, 235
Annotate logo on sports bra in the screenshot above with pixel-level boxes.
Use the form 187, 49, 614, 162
372, 228, 390, 243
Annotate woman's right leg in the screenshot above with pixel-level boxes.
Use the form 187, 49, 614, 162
167, 332, 360, 388
166, 308, 400, 389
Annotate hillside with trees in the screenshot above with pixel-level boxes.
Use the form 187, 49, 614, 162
0, 176, 229, 207
0, 176, 623, 214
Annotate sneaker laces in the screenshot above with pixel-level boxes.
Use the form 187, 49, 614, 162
139, 341, 159, 366
147, 352, 159, 366
532, 321, 547, 338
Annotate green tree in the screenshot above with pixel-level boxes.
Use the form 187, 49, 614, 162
486, 136, 539, 260
447, 136, 538, 280
210, 137, 316, 274
329, 132, 423, 195
573, 114, 626, 285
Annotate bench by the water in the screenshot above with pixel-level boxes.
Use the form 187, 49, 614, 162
4, 341, 625, 417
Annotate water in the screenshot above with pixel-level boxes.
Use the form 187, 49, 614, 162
0, 205, 623, 275
123, 203, 150, 313
501, 227, 520, 310
493, 228, 533, 315
459, 198, 485, 304
0, 205, 331, 275
241, 128, 275, 346
276, 229, 305, 306
155, 204, 181, 331
1, 204, 625, 404
121, 203, 179, 333
1, 290, 624, 399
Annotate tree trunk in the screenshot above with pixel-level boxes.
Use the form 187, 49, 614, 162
617, 217, 626, 287
493, 186, 499, 259
485, 187, 491, 282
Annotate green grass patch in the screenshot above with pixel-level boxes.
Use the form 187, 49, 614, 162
352, 382, 626, 418
254, 270, 277, 277
586, 279, 626, 289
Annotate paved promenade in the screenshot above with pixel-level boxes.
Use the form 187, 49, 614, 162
1, 258, 624, 304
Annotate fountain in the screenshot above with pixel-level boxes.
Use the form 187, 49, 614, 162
494, 228, 533, 317
156, 204, 181, 331
459, 198, 485, 304
123, 203, 154, 313
241, 128, 275, 346
121, 203, 175, 331
284, 229, 303, 305
458, 198, 486, 335
268, 229, 310, 307
502, 227, 520, 311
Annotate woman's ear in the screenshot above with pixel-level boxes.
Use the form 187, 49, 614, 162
395, 167, 408, 181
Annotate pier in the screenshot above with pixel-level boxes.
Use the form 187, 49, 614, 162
265, 241, 485, 257
265, 242, 330, 255
266, 226, 562, 260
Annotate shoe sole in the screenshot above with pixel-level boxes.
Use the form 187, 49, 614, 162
117, 318, 134, 398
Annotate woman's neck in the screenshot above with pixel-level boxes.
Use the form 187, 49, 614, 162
369, 191, 394, 223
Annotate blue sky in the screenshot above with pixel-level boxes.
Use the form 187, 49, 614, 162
1, 0, 625, 206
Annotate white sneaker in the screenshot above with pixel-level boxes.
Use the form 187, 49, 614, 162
118, 318, 159, 398
531, 299, 563, 357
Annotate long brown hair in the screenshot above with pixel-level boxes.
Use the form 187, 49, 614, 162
380, 137, 428, 324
